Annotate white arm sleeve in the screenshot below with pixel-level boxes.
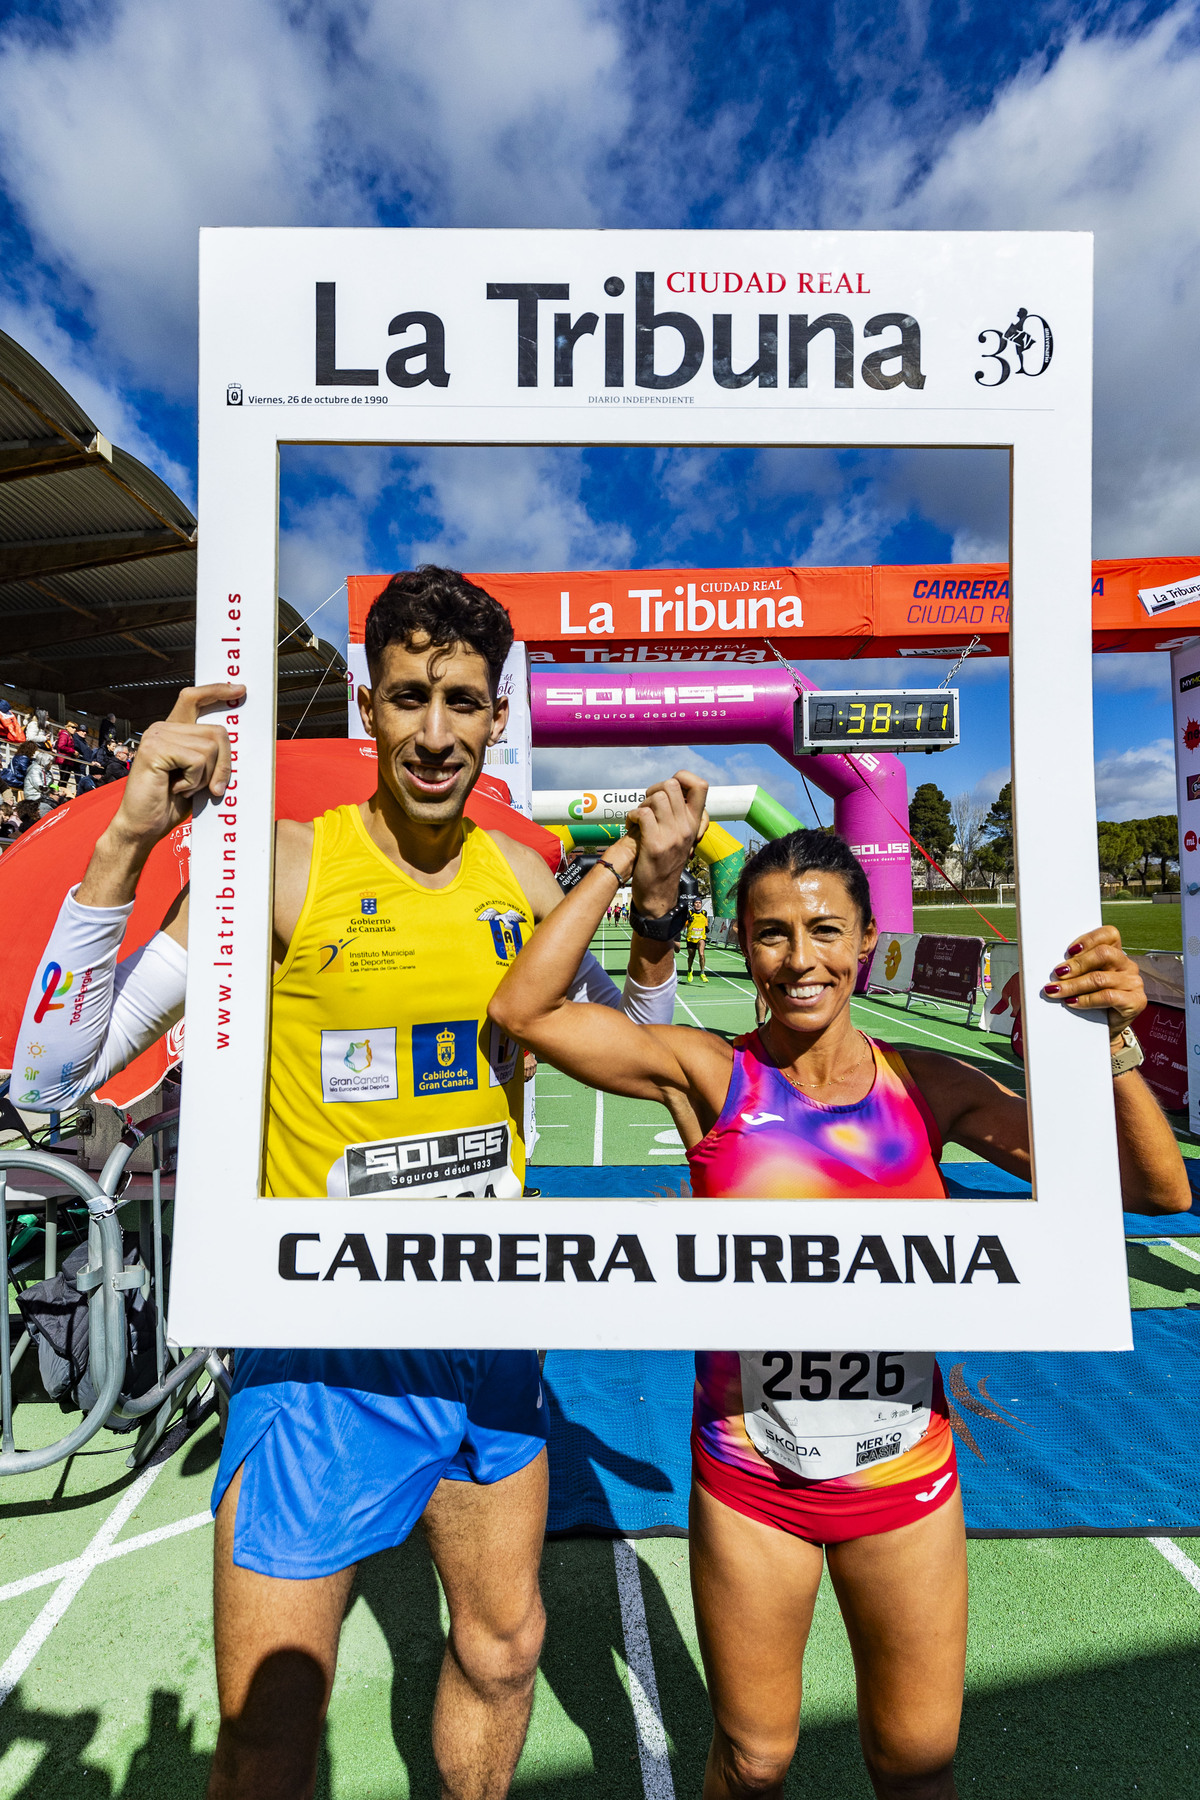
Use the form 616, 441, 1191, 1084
565, 950, 676, 1026
14, 886, 186, 1110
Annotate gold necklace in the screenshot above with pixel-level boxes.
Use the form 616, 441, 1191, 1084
773, 1030, 872, 1092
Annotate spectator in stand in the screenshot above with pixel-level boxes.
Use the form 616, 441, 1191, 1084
24, 707, 50, 748
55, 720, 78, 766
71, 722, 92, 765
74, 757, 100, 795
97, 711, 119, 752
7, 746, 32, 791
101, 740, 132, 784
0, 700, 25, 750
0, 799, 19, 844
23, 747, 54, 816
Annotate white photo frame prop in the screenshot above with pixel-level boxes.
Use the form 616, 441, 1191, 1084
170, 227, 1127, 1353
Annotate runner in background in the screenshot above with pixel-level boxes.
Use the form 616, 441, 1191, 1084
685, 897, 709, 983
490, 816, 1190, 1800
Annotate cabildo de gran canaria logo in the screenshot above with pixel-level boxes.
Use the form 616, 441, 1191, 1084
437, 1026, 456, 1067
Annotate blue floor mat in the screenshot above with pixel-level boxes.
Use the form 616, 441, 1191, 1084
534, 1172, 1200, 1536
543, 1314, 1200, 1538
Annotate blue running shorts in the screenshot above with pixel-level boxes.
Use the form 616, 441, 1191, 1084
210, 1347, 547, 1579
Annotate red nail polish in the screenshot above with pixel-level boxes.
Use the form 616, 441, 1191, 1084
1068, 942, 1082, 954
1044, 983, 1060, 995
1053, 964, 1071, 977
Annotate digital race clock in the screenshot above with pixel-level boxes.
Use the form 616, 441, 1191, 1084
795, 689, 959, 753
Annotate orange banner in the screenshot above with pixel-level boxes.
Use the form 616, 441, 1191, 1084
348, 556, 1200, 662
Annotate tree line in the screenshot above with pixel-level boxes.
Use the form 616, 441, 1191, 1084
907, 781, 1178, 895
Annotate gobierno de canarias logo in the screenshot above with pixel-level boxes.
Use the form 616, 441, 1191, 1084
33, 962, 73, 1024
567, 792, 599, 821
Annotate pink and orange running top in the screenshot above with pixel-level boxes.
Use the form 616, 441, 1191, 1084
688, 1031, 956, 1521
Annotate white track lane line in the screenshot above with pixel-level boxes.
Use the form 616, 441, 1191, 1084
593, 1088, 605, 1166
1157, 1238, 1200, 1267
850, 996, 1011, 1064
673, 991, 705, 1027
1150, 1538, 1200, 1595
0, 1463, 164, 1707
0, 1510, 213, 1606
613, 1539, 675, 1800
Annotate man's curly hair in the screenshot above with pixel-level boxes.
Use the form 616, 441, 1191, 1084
364, 565, 514, 687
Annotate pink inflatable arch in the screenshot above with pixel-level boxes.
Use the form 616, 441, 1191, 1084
531, 664, 913, 934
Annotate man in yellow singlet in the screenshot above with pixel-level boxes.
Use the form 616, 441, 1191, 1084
18, 567, 707, 1800
685, 899, 709, 982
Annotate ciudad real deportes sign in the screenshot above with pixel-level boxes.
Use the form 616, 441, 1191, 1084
168, 226, 1131, 1351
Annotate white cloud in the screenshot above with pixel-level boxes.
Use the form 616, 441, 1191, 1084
727, 9, 1200, 559
533, 743, 732, 792
396, 447, 635, 574
1093, 738, 1177, 820
0, 0, 629, 397
1092, 652, 1170, 698
0, 291, 193, 500
974, 766, 1011, 805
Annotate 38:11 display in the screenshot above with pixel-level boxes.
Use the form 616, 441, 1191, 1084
797, 690, 960, 752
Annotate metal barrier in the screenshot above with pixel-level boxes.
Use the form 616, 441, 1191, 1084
1, 1109, 229, 1475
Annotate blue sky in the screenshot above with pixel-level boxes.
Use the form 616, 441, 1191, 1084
2, 0, 1196, 824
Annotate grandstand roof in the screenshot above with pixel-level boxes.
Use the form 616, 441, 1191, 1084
0, 329, 346, 734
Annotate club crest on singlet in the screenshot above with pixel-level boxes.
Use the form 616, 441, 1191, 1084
266, 807, 531, 1200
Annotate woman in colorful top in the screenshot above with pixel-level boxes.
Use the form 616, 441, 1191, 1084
490, 773, 1190, 1800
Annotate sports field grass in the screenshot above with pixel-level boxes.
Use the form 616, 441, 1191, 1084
2, 922, 1199, 1799
910, 900, 1181, 953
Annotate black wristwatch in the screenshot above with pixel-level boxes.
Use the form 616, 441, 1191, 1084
629, 898, 689, 940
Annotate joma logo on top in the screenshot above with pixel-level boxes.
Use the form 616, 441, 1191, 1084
312, 276, 925, 394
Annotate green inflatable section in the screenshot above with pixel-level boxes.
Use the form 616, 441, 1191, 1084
560, 789, 802, 920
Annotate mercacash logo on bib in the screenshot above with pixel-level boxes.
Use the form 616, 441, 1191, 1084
33, 962, 73, 1024
320, 1027, 398, 1103
412, 1020, 478, 1095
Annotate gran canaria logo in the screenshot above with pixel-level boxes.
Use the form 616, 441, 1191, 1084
343, 1039, 373, 1074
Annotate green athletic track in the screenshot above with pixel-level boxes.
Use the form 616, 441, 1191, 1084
2, 915, 1198, 1798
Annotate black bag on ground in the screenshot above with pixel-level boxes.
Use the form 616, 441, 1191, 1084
16, 1231, 169, 1429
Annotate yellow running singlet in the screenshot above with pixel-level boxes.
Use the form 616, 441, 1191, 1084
686, 910, 708, 944
264, 805, 532, 1199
